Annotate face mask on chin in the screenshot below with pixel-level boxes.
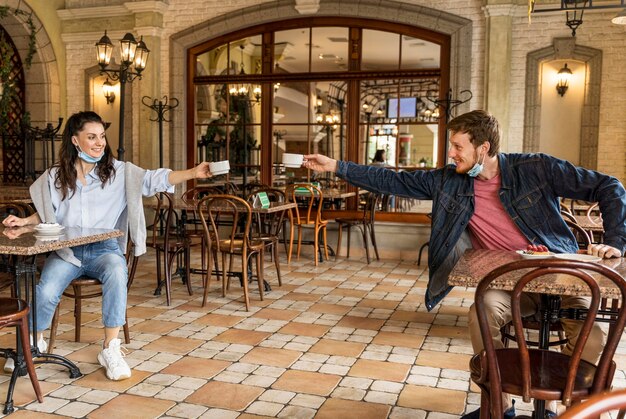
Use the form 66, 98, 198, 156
75, 144, 103, 164
467, 150, 486, 178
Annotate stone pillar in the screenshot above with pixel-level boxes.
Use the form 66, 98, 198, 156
483, 3, 515, 150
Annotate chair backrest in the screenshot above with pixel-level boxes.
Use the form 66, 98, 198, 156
559, 388, 626, 419
475, 259, 626, 412
0, 201, 31, 220
148, 192, 179, 247
287, 183, 323, 225
197, 194, 253, 254
565, 219, 592, 249
248, 188, 287, 236
362, 193, 380, 224
182, 186, 222, 205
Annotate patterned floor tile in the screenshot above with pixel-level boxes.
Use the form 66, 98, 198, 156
161, 356, 231, 379
316, 397, 391, 419
88, 394, 175, 418
272, 370, 340, 396
186, 381, 263, 410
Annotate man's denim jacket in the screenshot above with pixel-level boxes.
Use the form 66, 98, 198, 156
336, 153, 626, 311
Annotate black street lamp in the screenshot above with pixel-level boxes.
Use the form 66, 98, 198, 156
95, 31, 149, 161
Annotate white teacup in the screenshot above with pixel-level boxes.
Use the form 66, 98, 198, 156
282, 153, 304, 168
209, 160, 230, 176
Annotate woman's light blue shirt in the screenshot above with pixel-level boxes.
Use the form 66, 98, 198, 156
49, 160, 173, 228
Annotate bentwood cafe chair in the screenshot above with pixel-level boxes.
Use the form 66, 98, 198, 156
470, 258, 626, 419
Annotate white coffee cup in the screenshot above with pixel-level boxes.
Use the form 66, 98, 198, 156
282, 153, 304, 168
209, 160, 230, 176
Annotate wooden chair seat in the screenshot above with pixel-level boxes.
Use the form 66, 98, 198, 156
470, 348, 600, 401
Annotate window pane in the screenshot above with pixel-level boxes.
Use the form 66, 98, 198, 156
401, 35, 441, 69
362, 30, 400, 71
196, 45, 228, 76
275, 28, 310, 73
228, 35, 262, 76
311, 27, 349, 72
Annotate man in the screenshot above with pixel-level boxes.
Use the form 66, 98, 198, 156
303, 110, 626, 417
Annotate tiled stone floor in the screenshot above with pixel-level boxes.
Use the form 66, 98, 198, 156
1, 248, 626, 418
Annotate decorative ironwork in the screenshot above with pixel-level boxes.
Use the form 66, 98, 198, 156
142, 95, 179, 168
0, 25, 26, 183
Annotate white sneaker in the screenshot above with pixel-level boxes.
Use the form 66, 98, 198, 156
3, 335, 47, 373
97, 338, 131, 381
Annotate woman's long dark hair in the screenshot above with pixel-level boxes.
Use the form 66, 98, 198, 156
53, 111, 116, 200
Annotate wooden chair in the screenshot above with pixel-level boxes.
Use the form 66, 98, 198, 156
286, 184, 329, 266
470, 259, 626, 419
0, 298, 44, 404
147, 192, 192, 305
247, 188, 287, 286
48, 240, 139, 350
559, 388, 626, 419
335, 192, 380, 263
197, 194, 265, 310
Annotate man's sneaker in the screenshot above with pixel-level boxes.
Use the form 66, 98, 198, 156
97, 338, 131, 381
3, 335, 47, 373
461, 399, 516, 419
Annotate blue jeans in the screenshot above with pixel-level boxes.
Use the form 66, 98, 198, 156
35, 239, 128, 332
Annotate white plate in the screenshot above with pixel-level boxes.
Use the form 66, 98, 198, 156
516, 250, 555, 259
34, 225, 65, 235
554, 253, 602, 262
34, 234, 64, 241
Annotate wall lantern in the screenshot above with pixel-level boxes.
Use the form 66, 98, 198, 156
612, 8, 626, 24
95, 30, 149, 161
556, 63, 572, 97
102, 79, 115, 104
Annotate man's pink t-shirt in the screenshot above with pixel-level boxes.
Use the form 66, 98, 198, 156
468, 174, 530, 250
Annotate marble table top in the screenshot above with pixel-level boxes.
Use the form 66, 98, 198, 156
448, 249, 626, 299
0, 226, 123, 255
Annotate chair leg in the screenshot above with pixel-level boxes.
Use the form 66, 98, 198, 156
123, 313, 130, 344
336, 224, 343, 259
312, 226, 319, 266
18, 318, 43, 403
272, 243, 282, 286
184, 248, 193, 296
202, 247, 213, 307
322, 227, 329, 261
241, 253, 250, 311
256, 251, 264, 301
49, 306, 59, 353
361, 225, 371, 264
164, 251, 173, 306
368, 223, 380, 261
287, 221, 295, 264
417, 241, 429, 266
296, 226, 303, 262
346, 227, 351, 258
73, 284, 82, 342
221, 252, 228, 297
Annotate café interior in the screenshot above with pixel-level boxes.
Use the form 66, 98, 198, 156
0, 0, 625, 417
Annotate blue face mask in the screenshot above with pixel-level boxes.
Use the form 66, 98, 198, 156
75, 144, 103, 164
467, 151, 485, 178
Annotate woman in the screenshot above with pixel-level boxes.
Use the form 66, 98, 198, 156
2, 111, 212, 380
370, 149, 388, 166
